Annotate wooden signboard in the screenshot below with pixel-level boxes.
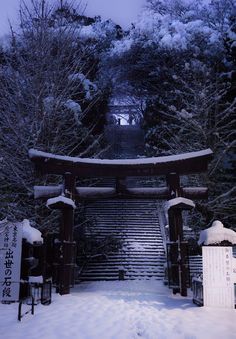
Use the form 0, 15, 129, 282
0, 222, 23, 302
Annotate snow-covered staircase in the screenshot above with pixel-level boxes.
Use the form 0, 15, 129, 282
76, 100, 165, 281
78, 199, 165, 281
105, 125, 145, 159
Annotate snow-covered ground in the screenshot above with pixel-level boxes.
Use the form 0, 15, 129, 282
1, 281, 235, 339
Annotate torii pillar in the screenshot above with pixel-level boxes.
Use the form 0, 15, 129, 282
47, 173, 76, 295
166, 173, 195, 297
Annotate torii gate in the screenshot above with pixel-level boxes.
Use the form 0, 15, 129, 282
29, 148, 213, 296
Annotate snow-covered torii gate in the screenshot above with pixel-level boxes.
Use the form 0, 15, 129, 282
29, 148, 213, 296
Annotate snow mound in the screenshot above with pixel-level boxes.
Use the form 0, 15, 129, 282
28, 276, 43, 283
22, 219, 43, 244
64, 99, 82, 114
46, 195, 76, 209
198, 220, 236, 245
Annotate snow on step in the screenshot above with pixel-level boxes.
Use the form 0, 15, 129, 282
77, 199, 165, 282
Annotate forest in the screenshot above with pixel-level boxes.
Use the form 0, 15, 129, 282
0, 0, 235, 231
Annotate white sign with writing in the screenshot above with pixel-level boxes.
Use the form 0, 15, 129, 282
203, 246, 236, 309
0, 222, 23, 302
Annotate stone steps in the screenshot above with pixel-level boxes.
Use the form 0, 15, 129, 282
77, 199, 165, 282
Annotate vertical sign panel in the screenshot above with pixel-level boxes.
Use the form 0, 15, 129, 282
0, 222, 23, 302
203, 246, 234, 309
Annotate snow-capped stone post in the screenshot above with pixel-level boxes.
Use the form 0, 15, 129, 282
198, 221, 236, 308
20, 220, 44, 299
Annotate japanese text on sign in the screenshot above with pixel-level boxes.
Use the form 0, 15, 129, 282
0, 222, 23, 302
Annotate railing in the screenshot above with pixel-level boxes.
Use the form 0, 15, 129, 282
158, 208, 168, 254
30, 281, 52, 305
18, 281, 52, 321
192, 276, 203, 306
18, 296, 34, 321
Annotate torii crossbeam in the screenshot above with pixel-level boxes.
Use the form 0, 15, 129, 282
29, 148, 213, 177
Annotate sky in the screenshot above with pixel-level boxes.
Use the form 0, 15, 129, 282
0, 0, 146, 36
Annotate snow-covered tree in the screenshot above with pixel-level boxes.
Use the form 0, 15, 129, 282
0, 0, 116, 225
104, 0, 236, 227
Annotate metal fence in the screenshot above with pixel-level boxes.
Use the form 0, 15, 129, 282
192, 277, 203, 306
30, 281, 52, 305
18, 296, 35, 321
18, 280, 52, 321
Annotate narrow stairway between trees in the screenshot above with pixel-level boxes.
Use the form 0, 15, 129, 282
78, 99, 166, 281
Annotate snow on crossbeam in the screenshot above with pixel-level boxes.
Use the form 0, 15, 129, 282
29, 148, 213, 177
34, 185, 208, 200
34, 185, 63, 199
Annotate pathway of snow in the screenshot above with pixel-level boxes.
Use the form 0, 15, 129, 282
0, 281, 235, 339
